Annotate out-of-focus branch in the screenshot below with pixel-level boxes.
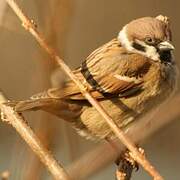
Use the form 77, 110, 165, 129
5, 0, 163, 179
0, 92, 70, 180
0, 1, 7, 23
1, 170, 10, 180
67, 93, 180, 179
22, 1, 74, 179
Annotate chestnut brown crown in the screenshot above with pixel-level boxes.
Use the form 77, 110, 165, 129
126, 17, 172, 43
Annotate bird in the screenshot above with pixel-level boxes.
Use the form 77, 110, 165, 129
7, 15, 177, 141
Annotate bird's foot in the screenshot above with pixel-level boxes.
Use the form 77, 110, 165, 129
115, 148, 146, 180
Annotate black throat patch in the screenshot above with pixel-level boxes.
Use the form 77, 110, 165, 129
159, 50, 172, 64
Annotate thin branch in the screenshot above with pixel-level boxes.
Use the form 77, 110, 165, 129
5, 0, 163, 179
67, 93, 180, 179
21, 1, 74, 179
0, 93, 70, 180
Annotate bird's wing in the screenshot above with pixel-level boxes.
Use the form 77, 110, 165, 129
32, 39, 151, 100
6, 39, 151, 113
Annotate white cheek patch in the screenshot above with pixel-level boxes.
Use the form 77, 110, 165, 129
118, 26, 134, 52
118, 26, 160, 61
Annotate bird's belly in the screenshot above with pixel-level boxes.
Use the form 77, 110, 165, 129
76, 76, 175, 140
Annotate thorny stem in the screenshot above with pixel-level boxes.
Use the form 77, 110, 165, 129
5, 0, 163, 179
0, 94, 70, 180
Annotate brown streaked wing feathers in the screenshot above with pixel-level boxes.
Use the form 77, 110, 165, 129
4, 39, 151, 114
32, 39, 150, 100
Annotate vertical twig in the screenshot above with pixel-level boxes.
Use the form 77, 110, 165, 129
4, 0, 163, 179
0, 94, 70, 180
22, 0, 74, 179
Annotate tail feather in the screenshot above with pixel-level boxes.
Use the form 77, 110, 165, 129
4, 98, 82, 121
4, 98, 56, 112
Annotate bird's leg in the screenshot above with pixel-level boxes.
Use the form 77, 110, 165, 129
115, 149, 139, 180
105, 138, 145, 180
115, 147, 146, 180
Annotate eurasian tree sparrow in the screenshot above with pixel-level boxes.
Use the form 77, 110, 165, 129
7, 15, 177, 140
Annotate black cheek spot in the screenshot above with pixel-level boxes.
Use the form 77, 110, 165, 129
132, 42, 146, 52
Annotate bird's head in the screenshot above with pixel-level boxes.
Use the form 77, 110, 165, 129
118, 15, 174, 62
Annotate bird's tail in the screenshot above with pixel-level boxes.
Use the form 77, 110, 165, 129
4, 98, 59, 112
4, 98, 81, 121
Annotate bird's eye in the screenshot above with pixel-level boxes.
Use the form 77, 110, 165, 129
145, 37, 155, 45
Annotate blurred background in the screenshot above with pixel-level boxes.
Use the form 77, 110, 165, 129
0, 0, 179, 179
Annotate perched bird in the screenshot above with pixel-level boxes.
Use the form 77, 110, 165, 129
8, 15, 177, 140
